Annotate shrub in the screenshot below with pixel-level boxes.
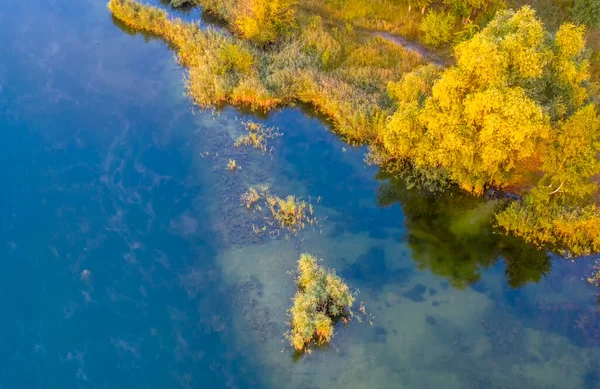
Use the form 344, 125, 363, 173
216, 42, 255, 74
420, 10, 456, 46
496, 191, 600, 256
286, 253, 355, 352
234, 0, 298, 45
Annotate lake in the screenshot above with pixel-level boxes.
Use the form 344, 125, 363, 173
1, 1, 599, 388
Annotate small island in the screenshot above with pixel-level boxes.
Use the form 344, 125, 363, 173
286, 253, 355, 352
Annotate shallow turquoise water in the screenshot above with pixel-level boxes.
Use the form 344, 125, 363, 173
1, 1, 599, 388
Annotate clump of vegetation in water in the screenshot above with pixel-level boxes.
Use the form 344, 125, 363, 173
588, 260, 600, 286
265, 193, 315, 234
234, 121, 281, 154
285, 253, 355, 353
240, 186, 317, 235
227, 159, 239, 171
241, 186, 265, 209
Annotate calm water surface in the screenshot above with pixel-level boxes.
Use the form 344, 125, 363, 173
1, 1, 599, 388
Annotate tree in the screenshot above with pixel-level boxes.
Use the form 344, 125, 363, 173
572, 0, 600, 29
550, 23, 591, 117
420, 10, 457, 46
541, 104, 600, 199
383, 7, 593, 194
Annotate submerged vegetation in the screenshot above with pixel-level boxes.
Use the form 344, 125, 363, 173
234, 120, 281, 154
108, 0, 599, 256
589, 260, 600, 286
227, 158, 239, 171
241, 186, 317, 235
286, 253, 355, 352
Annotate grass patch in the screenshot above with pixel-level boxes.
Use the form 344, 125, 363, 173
241, 186, 318, 236
265, 193, 315, 234
234, 120, 282, 154
285, 253, 355, 353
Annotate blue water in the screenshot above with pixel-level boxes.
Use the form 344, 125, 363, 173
1, 1, 599, 388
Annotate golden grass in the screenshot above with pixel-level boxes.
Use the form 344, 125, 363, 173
241, 186, 318, 236
301, 0, 422, 40
234, 120, 282, 154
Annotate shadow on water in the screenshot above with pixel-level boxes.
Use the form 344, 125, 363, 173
375, 170, 552, 290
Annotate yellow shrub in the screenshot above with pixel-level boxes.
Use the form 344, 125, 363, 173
217, 42, 255, 74
286, 253, 355, 352
234, 0, 298, 45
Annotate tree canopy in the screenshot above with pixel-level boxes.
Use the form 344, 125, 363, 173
382, 6, 593, 193
380, 6, 599, 254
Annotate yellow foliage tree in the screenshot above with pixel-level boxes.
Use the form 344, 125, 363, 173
382, 6, 599, 254
383, 6, 592, 193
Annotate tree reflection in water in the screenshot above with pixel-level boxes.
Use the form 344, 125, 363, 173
376, 171, 552, 289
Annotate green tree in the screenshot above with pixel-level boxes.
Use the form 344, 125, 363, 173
572, 0, 600, 29
420, 10, 456, 46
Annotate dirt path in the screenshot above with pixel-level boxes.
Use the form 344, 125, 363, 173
373, 31, 445, 67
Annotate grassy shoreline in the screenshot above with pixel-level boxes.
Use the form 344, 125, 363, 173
109, 0, 424, 144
